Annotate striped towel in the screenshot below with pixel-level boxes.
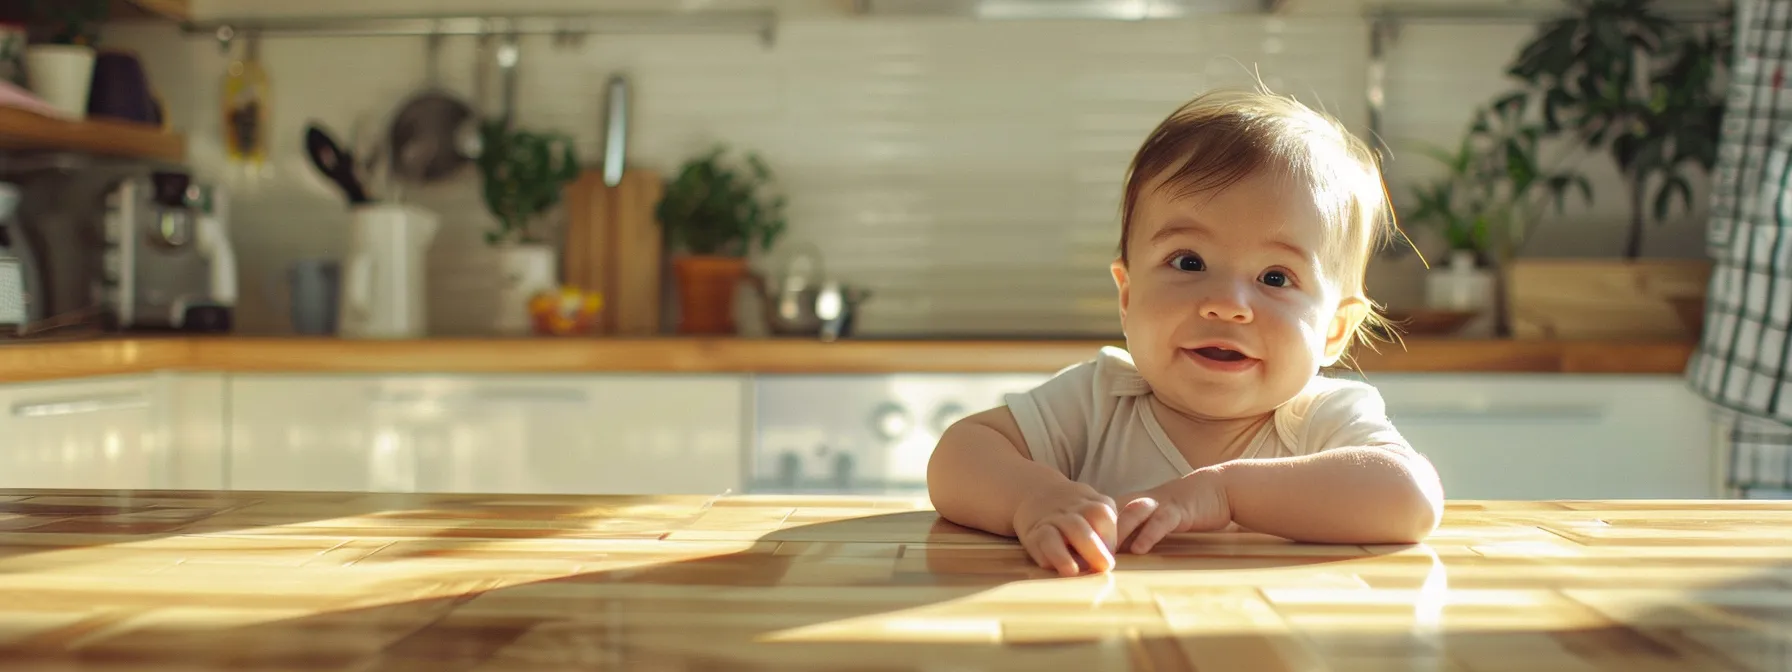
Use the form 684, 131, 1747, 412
1687, 0, 1792, 495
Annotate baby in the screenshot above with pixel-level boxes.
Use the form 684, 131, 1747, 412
926, 88, 1445, 577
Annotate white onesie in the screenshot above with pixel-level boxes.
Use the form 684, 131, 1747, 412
1003, 346, 1410, 497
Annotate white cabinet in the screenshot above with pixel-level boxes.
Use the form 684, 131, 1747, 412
1355, 373, 1718, 500
226, 375, 415, 492
0, 373, 227, 491
227, 374, 746, 495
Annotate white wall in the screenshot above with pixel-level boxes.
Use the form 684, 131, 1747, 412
98, 2, 1708, 336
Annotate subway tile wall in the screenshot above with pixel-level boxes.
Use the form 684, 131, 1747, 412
101, 11, 1706, 337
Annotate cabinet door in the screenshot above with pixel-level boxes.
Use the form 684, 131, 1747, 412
0, 376, 159, 490
227, 375, 432, 492
229, 374, 746, 496
414, 374, 745, 496
1359, 373, 1716, 500
161, 373, 228, 490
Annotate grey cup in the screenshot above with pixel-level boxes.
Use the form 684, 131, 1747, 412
287, 259, 341, 335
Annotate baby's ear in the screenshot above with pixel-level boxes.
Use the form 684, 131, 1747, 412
1110, 259, 1131, 320
1321, 296, 1370, 365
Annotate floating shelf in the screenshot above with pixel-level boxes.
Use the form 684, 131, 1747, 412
0, 107, 185, 163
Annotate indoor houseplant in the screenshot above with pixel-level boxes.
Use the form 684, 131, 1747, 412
1403, 95, 1592, 336
1479, 0, 1728, 339
476, 120, 580, 335
25, 0, 106, 118
1504, 0, 1730, 259
655, 144, 787, 334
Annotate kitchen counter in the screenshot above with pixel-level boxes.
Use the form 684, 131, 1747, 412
0, 335, 1696, 382
0, 489, 1785, 670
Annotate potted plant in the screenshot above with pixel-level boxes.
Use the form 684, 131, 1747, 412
1402, 95, 1592, 337
475, 120, 580, 335
25, 0, 106, 118
655, 144, 787, 334
1505, 0, 1730, 259
1487, 0, 1728, 339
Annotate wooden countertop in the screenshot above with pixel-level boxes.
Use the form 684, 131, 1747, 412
0, 336, 1695, 383
0, 489, 1784, 669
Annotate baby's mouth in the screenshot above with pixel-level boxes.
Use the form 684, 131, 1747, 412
1192, 346, 1249, 362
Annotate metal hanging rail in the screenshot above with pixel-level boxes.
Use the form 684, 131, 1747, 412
179, 11, 779, 48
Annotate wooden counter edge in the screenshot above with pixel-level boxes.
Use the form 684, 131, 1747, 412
0, 336, 1695, 382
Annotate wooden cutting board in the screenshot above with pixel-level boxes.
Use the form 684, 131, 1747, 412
563, 168, 663, 335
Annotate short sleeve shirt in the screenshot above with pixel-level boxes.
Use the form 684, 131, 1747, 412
1004, 346, 1409, 496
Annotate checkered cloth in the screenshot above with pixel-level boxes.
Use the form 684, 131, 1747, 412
1687, 0, 1792, 494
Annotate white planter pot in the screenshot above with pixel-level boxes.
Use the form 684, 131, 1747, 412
494, 243, 558, 335
25, 45, 94, 118
1424, 250, 1497, 337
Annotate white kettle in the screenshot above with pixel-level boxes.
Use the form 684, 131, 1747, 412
338, 204, 438, 339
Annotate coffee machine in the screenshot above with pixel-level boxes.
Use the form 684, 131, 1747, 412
100, 171, 237, 332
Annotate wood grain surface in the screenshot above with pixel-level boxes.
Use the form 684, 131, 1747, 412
0, 489, 1784, 670
0, 336, 1695, 383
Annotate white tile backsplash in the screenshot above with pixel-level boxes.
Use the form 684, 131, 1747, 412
99, 6, 1710, 337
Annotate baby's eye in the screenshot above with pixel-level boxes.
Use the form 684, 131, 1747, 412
1169, 254, 1205, 272
1260, 269, 1292, 287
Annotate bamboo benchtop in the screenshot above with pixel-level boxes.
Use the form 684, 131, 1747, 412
0, 336, 1695, 382
0, 489, 1784, 670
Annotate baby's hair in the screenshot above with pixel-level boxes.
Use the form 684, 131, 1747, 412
1116, 86, 1402, 360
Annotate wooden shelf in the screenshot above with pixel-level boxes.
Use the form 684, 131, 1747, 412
0, 106, 184, 162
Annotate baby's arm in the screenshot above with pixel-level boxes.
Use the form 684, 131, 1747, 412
928, 406, 1122, 575
1212, 444, 1442, 544
925, 407, 1072, 536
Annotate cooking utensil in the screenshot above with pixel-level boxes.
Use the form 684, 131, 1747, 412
304, 124, 370, 205
495, 32, 519, 130
387, 32, 479, 186
602, 74, 628, 187
748, 244, 872, 339
562, 167, 665, 335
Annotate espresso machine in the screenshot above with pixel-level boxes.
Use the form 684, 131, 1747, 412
99, 171, 237, 332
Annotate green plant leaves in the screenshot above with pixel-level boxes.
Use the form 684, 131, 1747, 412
656, 144, 788, 257
29, 0, 108, 46
476, 120, 581, 246
1445, 0, 1732, 258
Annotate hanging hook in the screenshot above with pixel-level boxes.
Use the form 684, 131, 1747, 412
214, 24, 236, 55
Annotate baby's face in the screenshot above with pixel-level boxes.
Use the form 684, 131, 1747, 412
1111, 168, 1361, 420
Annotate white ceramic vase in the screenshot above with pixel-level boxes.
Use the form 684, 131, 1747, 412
494, 243, 558, 335
25, 45, 94, 118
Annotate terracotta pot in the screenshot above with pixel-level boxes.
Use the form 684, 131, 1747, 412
672, 254, 748, 334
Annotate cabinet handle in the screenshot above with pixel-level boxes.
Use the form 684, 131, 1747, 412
364, 388, 588, 405
12, 393, 149, 418
468, 388, 588, 404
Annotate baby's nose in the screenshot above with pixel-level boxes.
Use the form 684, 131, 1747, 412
1199, 288, 1252, 323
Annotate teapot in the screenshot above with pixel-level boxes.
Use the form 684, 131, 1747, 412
745, 243, 871, 341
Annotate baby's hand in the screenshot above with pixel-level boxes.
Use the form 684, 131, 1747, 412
1115, 468, 1232, 554
1011, 481, 1118, 577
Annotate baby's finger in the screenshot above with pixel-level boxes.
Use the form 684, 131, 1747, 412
1020, 537, 1048, 568
1116, 497, 1158, 552
1028, 527, 1080, 577
1080, 500, 1120, 553
1056, 518, 1115, 573
1130, 505, 1184, 555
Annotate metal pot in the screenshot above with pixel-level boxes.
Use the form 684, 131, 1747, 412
747, 245, 871, 340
